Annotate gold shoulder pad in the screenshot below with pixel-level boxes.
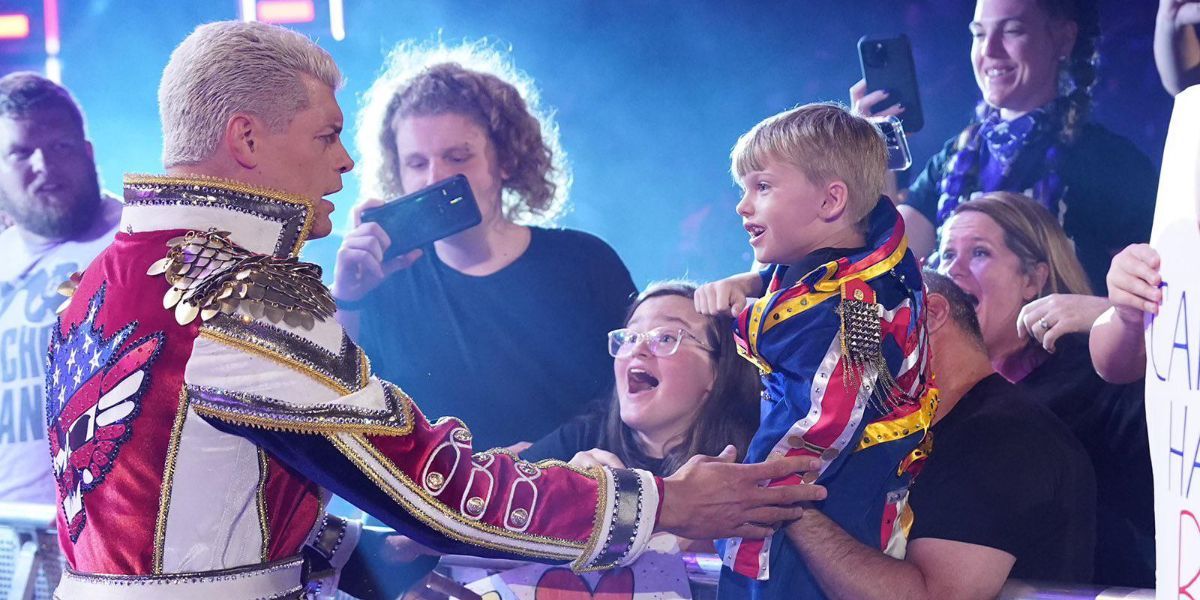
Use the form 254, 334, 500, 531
54, 271, 84, 314
147, 228, 335, 328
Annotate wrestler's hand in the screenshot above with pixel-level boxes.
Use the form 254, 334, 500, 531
403, 572, 482, 600
656, 445, 826, 540
1107, 244, 1163, 324
1017, 294, 1110, 353
381, 534, 441, 564
695, 272, 762, 317
850, 79, 906, 119
569, 448, 627, 470
332, 198, 423, 303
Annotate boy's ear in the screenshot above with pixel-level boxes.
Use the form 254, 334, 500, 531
820, 180, 851, 221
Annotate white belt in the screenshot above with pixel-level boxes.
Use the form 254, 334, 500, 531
54, 556, 305, 600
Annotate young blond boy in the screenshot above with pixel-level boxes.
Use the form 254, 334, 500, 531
697, 103, 937, 600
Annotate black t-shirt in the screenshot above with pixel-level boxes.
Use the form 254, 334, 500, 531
522, 411, 667, 475
355, 227, 637, 449
907, 123, 1158, 294
1016, 333, 1155, 588
909, 373, 1096, 583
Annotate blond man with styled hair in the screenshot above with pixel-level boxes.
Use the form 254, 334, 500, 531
48, 20, 827, 600
158, 20, 341, 168
696, 102, 937, 600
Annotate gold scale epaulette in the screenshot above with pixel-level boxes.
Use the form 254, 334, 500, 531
146, 228, 335, 329
55, 272, 83, 314
836, 278, 912, 414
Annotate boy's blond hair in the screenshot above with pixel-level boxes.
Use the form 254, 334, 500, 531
731, 102, 887, 225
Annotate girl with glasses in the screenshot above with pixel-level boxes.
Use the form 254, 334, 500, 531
522, 280, 760, 487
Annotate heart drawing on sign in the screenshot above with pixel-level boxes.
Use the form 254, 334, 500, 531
533, 567, 635, 600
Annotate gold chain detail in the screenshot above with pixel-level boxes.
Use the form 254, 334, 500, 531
153, 389, 191, 574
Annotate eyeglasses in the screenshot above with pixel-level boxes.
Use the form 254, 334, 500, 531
607, 327, 715, 358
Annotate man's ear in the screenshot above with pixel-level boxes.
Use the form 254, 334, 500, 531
225, 114, 259, 169
819, 180, 850, 222
925, 292, 951, 335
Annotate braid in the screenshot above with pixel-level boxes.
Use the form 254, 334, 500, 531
1042, 0, 1100, 145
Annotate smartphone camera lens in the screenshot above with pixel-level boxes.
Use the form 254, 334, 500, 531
864, 42, 888, 68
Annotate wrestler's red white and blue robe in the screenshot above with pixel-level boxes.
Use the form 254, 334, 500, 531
46, 175, 658, 599
718, 198, 937, 600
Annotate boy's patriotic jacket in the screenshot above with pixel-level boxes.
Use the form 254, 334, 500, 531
720, 198, 937, 600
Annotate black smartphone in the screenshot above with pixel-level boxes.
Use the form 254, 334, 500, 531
858, 34, 924, 133
359, 174, 482, 260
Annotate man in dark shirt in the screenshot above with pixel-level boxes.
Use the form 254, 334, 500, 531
783, 271, 1095, 599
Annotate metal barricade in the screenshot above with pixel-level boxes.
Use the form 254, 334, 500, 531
439, 553, 1157, 600
0, 502, 63, 600
0, 515, 1156, 600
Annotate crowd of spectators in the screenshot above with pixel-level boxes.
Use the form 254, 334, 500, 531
1, 0, 1195, 597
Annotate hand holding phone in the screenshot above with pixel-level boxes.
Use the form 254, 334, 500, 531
857, 34, 924, 133
332, 200, 422, 303
360, 174, 483, 260
332, 175, 480, 303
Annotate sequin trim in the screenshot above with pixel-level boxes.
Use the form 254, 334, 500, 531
256, 449, 271, 562
124, 174, 314, 258
187, 383, 412, 437
198, 327, 355, 397
152, 389, 191, 575
205, 316, 366, 392
63, 555, 304, 598
579, 467, 643, 570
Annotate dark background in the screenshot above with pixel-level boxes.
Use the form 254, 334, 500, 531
0, 0, 1171, 286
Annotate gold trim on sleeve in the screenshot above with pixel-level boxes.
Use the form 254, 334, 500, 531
152, 389, 191, 575
257, 449, 271, 562
199, 328, 352, 396
330, 433, 588, 559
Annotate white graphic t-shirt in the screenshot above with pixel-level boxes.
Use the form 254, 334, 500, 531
0, 196, 120, 504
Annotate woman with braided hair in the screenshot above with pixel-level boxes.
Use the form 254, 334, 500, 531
857, 0, 1157, 299
333, 42, 637, 450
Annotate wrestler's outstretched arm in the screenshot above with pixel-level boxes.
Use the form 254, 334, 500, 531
183, 313, 825, 572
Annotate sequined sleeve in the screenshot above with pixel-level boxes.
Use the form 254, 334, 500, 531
180, 312, 660, 572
